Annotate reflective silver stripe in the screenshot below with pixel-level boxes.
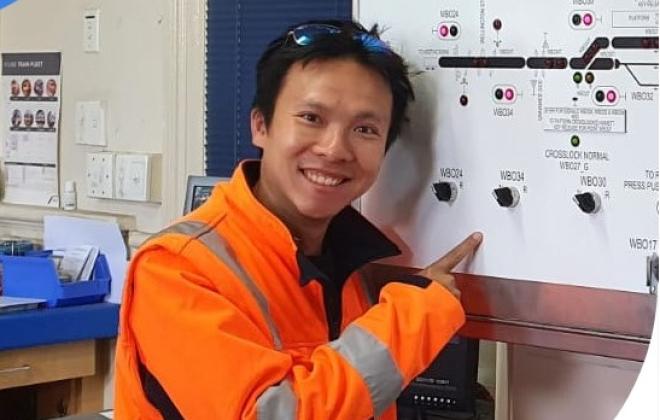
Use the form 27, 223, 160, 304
152, 220, 283, 349
156, 220, 209, 238
256, 380, 297, 420
329, 324, 403, 417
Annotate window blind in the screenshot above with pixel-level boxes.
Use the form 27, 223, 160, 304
205, 0, 352, 176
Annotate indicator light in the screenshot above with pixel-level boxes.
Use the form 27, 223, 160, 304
585, 72, 595, 84
572, 14, 582, 26
504, 88, 515, 101
582, 13, 593, 26
571, 135, 580, 147
439, 25, 449, 37
450, 25, 459, 37
595, 90, 604, 102
459, 95, 468, 106
493, 19, 502, 31
606, 90, 617, 103
494, 88, 504, 100
573, 72, 583, 84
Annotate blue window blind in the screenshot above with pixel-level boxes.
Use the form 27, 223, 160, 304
205, 0, 352, 176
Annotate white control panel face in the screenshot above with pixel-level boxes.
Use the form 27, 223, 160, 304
358, 0, 659, 293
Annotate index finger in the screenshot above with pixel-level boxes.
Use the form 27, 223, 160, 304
434, 232, 483, 272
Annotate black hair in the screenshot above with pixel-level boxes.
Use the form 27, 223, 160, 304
253, 20, 415, 150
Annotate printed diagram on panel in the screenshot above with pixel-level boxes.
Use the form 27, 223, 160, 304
359, 0, 659, 293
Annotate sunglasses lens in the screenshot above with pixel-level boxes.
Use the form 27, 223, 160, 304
289, 24, 391, 54
357, 34, 390, 53
292, 25, 340, 46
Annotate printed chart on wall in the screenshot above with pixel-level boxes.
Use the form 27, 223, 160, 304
2, 52, 61, 207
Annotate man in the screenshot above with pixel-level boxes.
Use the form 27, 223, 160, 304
10, 79, 19, 97
115, 20, 482, 419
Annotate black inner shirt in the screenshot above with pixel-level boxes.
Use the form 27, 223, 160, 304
294, 204, 403, 341
307, 248, 343, 340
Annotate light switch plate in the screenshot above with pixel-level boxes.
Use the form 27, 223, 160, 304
115, 153, 150, 201
75, 101, 106, 146
83, 9, 100, 53
86, 152, 114, 198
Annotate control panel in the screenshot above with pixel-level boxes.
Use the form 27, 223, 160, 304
358, 0, 659, 293
398, 337, 479, 413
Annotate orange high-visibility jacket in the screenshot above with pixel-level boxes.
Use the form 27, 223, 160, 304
115, 161, 465, 419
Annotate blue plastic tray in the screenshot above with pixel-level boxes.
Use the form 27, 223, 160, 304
0, 252, 111, 307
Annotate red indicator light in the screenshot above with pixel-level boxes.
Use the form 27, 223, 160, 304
504, 88, 515, 101
439, 25, 449, 37
583, 13, 593, 26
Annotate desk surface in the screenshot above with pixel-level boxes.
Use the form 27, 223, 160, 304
0, 303, 119, 351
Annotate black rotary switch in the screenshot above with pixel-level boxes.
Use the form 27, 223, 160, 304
493, 186, 520, 208
432, 181, 457, 203
573, 192, 601, 214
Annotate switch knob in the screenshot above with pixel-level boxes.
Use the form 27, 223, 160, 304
647, 253, 658, 295
432, 181, 458, 203
493, 186, 520, 207
573, 192, 601, 214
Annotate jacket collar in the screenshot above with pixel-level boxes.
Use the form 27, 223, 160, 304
221, 160, 401, 286
297, 205, 401, 286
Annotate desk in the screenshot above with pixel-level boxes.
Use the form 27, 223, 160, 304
0, 303, 119, 418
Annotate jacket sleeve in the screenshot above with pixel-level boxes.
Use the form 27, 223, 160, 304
128, 248, 465, 420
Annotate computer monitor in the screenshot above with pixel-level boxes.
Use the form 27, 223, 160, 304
183, 175, 227, 215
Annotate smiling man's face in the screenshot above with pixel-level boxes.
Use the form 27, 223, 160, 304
251, 58, 392, 225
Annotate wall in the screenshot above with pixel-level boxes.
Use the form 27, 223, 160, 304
0, 0, 206, 238
0, 0, 206, 410
509, 345, 641, 420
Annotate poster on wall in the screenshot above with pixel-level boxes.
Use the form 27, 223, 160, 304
2, 52, 61, 207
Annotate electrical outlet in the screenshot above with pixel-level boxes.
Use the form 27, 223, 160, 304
86, 152, 114, 198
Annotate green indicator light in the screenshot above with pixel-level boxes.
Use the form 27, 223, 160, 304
573, 72, 583, 84
571, 135, 580, 147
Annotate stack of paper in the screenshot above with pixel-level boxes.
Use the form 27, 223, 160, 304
44, 216, 128, 303
0, 296, 45, 314
53, 245, 100, 282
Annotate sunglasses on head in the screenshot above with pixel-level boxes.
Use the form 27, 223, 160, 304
287, 23, 392, 55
